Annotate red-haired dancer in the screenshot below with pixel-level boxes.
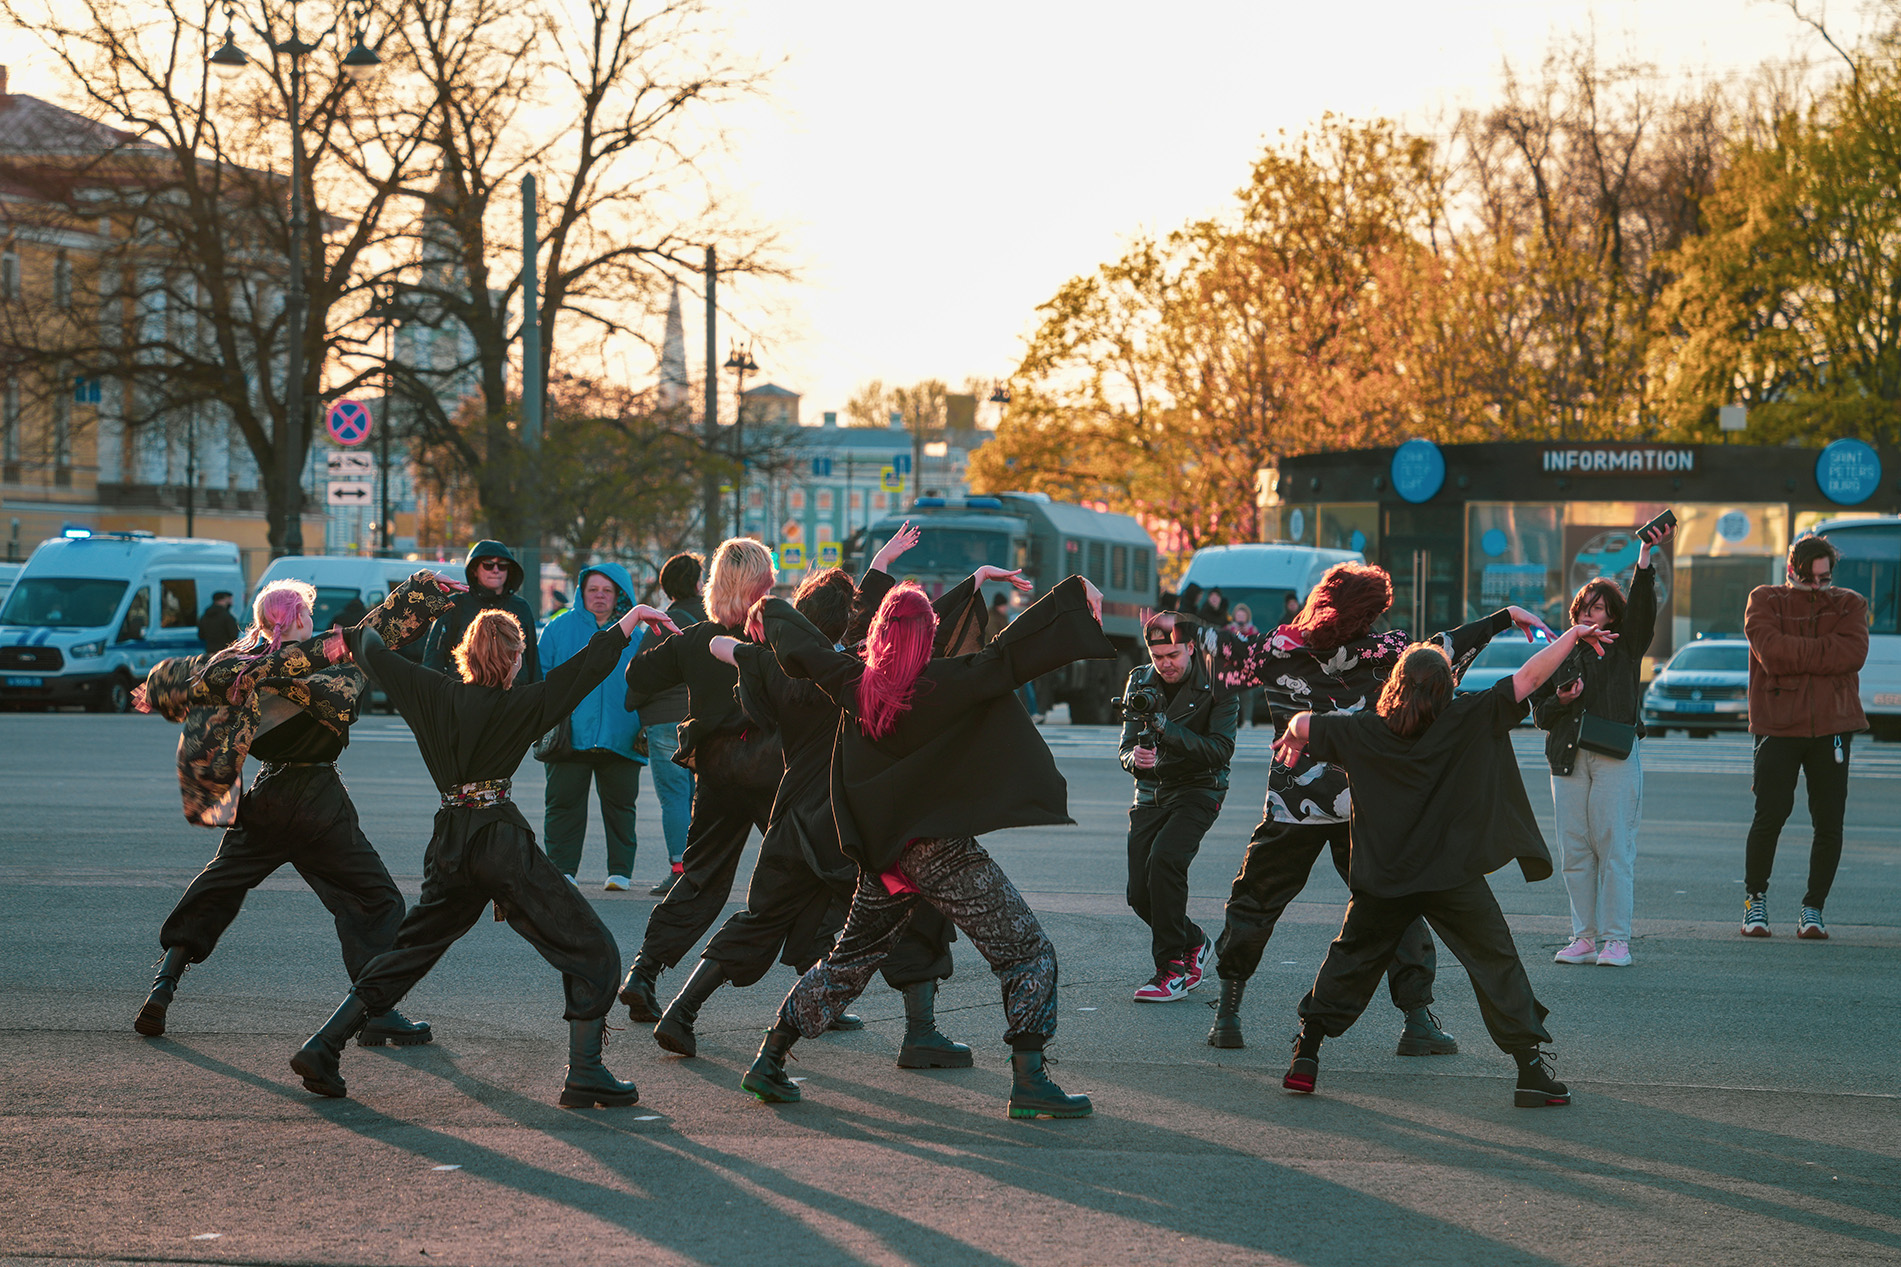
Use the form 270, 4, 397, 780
1275, 619, 1613, 1107
740, 574, 1113, 1119
289, 597, 677, 1107
133, 573, 460, 1042
1192, 565, 1553, 1055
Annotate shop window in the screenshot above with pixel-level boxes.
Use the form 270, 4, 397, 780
1319, 503, 1379, 557
160, 578, 197, 628
788, 487, 806, 512
815, 488, 834, 512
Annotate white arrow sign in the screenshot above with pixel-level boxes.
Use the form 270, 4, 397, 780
327, 482, 374, 505
327, 451, 374, 477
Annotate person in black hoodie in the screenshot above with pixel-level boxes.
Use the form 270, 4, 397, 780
740, 573, 1113, 1120
288, 596, 677, 1107
641, 553, 706, 895
423, 540, 542, 684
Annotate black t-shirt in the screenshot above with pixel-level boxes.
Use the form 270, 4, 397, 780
1307, 677, 1553, 897
250, 710, 346, 763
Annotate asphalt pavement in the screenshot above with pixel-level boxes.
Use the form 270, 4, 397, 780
1, 713, 1898, 1266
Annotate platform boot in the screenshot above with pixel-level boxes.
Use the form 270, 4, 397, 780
560, 1016, 640, 1108
653, 959, 726, 1057
1512, 1047, 1571, 1107
1206, 978, 1245, 1049
1395, 1006, 1458, 1056
359, 1008, 434, 1047
741, 1025, 801, 1103
896, 980, 973, 1069
1006, 1046, 1092, 1119
619, 954, 663, 1023
290, 994, 368, 1098
1283, 1024, 1322, 1094
133, 947, 190, 1037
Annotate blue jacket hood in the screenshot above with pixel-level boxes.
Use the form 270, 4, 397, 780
576, 562, 636, 614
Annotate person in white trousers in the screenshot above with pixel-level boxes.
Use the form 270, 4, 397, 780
1531, 518, 1673, 968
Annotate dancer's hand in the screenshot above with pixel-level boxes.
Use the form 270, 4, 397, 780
619, 604, 679, 639
1080, 578, 1104, 624
1273, 711, 1312, 766
1574, 625, 1617, 657
708, 634, 740, 666
870, 521, 921, 573
974, 565, 1034, 592
1506, 605, 1556, 641
1637, 518, 1675, 568
1557, 678, 1584, 703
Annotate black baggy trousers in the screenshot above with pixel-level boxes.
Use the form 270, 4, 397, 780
701, 817, 955, 989
159, 764, 404, 979
1745, 732, 1852, 909
1126, 795, 1220, 970
1215, 816, 1437, 1012
1299, 876, 1552, 1054
352, 813, 622, 1021
636, 776, 774, 969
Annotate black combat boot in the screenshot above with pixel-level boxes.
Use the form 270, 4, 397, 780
1283, 1024, 1323, 1094
133, 947, 191, 1037
619, 955, 662, 1023
827, 1012, 864, 1032
740, 1025, 801, 1103
1395, 1006, 1458, 1056
1206, 977, 1246, 1049
1512, 1047, 1571, 1107
359, 1008, 434, 1047
560, 1016, 640, 1108
1006, 1047, 1092, 1119
290, 994, 369, 1098
897, 980, 973, 1069
653, 959, 727, 1057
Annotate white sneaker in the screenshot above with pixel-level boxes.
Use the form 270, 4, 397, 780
1597, 940, 1632, 967
603, 875, 630, 892
1554, 937, 1596, 965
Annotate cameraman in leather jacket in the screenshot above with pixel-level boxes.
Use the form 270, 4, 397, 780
1118, 611, 1238, 1003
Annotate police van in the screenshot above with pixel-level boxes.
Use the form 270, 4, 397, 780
1178, 543, 1366, 629
0, 531, 245, 712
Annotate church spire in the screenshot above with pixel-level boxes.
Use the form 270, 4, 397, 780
658, 280, 688, 409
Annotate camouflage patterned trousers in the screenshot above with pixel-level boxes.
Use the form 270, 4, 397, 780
778, 835, 1058, 1048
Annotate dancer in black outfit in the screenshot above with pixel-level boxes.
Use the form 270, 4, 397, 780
289, 597, 677, 1106
1275, 619, 1612, 1108
660, 546, 1024, 1067
616, 538, 782, 1021
740, 574, 1113, 1120
133, 573, 457, 1042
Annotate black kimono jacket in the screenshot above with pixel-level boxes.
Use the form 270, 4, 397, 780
623, 617, 763, 779
349, 624, 631, 872
1307, 677, 1554, 898
761, 575, 1115, 874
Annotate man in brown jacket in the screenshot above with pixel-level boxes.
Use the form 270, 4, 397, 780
1741, 535, 1868, 940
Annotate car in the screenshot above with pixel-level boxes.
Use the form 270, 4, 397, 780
1454, 631, 1549, 725
1644, 638, 1751, 737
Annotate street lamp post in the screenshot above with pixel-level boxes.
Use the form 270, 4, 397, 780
723, 342, 757, 537
209, 2, 381, 558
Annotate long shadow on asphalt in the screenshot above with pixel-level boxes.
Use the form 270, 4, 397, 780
392, 1040, 1573, 1266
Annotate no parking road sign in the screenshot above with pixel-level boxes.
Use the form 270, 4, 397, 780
327, 398, 373, 446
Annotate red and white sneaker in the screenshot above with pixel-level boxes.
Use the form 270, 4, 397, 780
1182, 937, 1214, 991
1133, 964, 1191, 1003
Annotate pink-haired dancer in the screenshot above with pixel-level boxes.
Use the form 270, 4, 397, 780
735, 574, 1113, 1120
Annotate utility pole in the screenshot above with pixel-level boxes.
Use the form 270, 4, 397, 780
702, 245, 719, 555
519, 175, 541, 609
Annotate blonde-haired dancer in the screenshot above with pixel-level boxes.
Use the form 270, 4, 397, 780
290, 598, 676, 1107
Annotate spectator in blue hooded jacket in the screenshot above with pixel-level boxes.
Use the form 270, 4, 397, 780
538, 562, 647, 889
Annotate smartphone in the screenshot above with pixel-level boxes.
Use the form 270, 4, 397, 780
1637, 508, 1676, 544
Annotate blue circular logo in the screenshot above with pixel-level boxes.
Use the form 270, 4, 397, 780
1816, 439, 1882, 506
1390, 439, 1445, 504
1481, 528, 1509, 558
1349, 528, 1367, 554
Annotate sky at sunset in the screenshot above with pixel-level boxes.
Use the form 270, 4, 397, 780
2, 0, 1858, 420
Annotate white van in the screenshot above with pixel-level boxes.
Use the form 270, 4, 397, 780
250, 556, 455, 631
0, 532, 245, 712
1179, 543, 1365, 628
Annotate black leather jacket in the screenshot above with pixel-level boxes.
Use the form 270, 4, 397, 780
1117, 658, 1238, 807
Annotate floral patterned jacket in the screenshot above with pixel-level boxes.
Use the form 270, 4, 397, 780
142, 571, 457, 827
1200, 609, 1514, 825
